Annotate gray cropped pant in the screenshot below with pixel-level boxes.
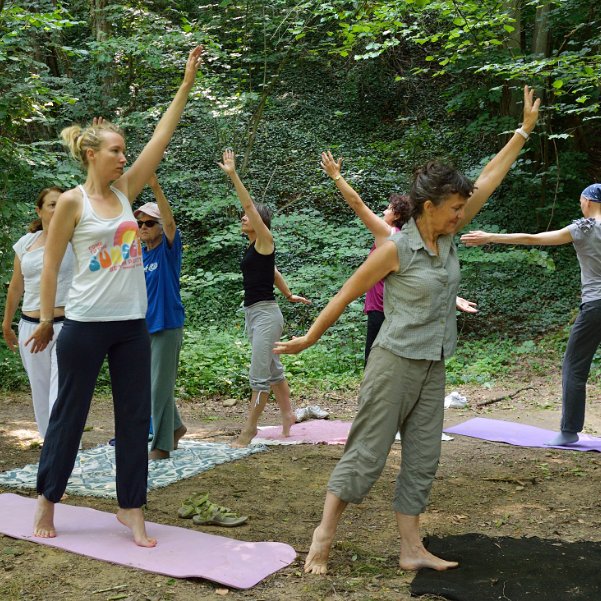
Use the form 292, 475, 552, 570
150, 327, 184, 452
244, 301, 285, 393
328, 346, 446, 516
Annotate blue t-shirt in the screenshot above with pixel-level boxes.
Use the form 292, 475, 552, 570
143, 229, 185, 334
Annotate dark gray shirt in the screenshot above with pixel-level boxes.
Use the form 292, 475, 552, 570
373, 218, 461, 361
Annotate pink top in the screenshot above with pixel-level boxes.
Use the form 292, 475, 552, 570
364, 226, 400, 313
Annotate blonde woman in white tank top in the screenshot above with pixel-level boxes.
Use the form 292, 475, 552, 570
27, 46, 204, 548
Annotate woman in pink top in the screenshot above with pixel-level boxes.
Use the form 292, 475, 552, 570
321, 151, 477, 363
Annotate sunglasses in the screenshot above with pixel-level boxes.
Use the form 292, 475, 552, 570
137, 219, 159, 228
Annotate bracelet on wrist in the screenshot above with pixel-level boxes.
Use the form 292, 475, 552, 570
39, 318, 54, 325
333, 175, 342, 181
515, 127, 529, 140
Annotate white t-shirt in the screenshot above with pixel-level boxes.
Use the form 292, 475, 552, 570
13, 231, 75, 312
66, 185, 147, 321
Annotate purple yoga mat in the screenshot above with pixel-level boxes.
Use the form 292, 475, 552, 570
0, 493, 296, 589
444, 417, 601, 452
255, 419, 352, 444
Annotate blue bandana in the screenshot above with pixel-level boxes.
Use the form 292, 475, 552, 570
581, 183, 601, 203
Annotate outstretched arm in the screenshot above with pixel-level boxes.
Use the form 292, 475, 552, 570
461, 227, 573, 247
321, 151, 392, 247
218, 149, 274, 254
274, 267, 311, 305
274, 241, 399, 354
456, 85, 540, 232
2, 255, 24, 352
116, 46, 204, 203
148, 174, 176, 245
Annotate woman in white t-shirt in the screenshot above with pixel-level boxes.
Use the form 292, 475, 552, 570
26, 46, 204, 548
2, 187, 75, 438
461, 183, 601, 447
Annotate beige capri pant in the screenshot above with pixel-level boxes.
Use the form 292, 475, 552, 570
327, 346, 446, 516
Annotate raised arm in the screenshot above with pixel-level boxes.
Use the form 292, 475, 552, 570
218, 149, 274, 253
461, 227, 573, 247
274, 267, 311, 305
274, 241, 399, 354
25, 191, 79, 353
116, 46, 204, 203
2, 255, 25, 352
321, 151, 392, 247
456, 85, 540, 232
148, 174, 176, 245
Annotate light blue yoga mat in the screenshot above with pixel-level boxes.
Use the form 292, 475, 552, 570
0, 439, 267, 498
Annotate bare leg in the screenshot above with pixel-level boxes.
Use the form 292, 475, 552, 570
271, 378, 296, 437
33, 495, 56, 538
148, 448, 169, 460
174, 424, 187, 449
232, 390, 269, 447
305, 491, 348, 574
396, 513, 458, 571
149, 424, 188, 460
116, 507, 157, 548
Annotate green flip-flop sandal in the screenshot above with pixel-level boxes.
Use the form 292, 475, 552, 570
177, 492, 210, 519
192, 502, 248, 527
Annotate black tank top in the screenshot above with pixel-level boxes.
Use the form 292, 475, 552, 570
241, 242, 275, 307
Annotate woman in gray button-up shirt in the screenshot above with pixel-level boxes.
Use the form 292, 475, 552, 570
275, 86, 540, 575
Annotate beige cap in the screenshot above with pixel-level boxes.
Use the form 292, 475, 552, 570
134, 202, 161, 220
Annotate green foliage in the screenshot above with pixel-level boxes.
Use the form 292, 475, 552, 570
446, 335, 539, 387
0, 346, 29, 391
1, 0, 599, 401
177, 325, 363, 399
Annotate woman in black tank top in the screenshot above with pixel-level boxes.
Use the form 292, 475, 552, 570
219, 150, 310, 446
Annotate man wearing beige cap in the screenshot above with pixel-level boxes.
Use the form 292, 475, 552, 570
135, 174, 187, 460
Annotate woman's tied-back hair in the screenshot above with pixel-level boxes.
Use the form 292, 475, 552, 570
60, 121, 124, 168
254, 202, 273, 230
29, 186, 65, 233
410, 161, 474, 217
388, 193, 413, 229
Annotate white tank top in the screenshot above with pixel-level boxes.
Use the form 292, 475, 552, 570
65, 185, 147, 322
13, 231, 75, 312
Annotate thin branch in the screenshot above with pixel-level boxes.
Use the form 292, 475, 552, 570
476, 386, 534, 407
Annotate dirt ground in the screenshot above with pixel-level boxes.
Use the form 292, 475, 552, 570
1, 369, 601, 601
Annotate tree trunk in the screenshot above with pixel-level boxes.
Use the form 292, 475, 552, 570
499, 1, 523, 119
532, 3, 551, 55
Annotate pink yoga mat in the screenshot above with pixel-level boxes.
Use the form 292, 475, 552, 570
255, 419, 352, 444
444, 418, 601, 452
0, 493, 296, 589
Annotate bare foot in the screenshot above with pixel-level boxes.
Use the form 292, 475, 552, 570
149, 448, 169, 460
33, 495, 56, 538
281, 410, 296, 437
232, 426, 257, 448
304, 525, 333, 574
399, 541, 458, 571
116, 508, 157, 548
174, 424, 187, 449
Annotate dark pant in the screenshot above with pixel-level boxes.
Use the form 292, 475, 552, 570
365, 310, 385, 365
561, 300, 601, 433
37, 319, 151, 507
